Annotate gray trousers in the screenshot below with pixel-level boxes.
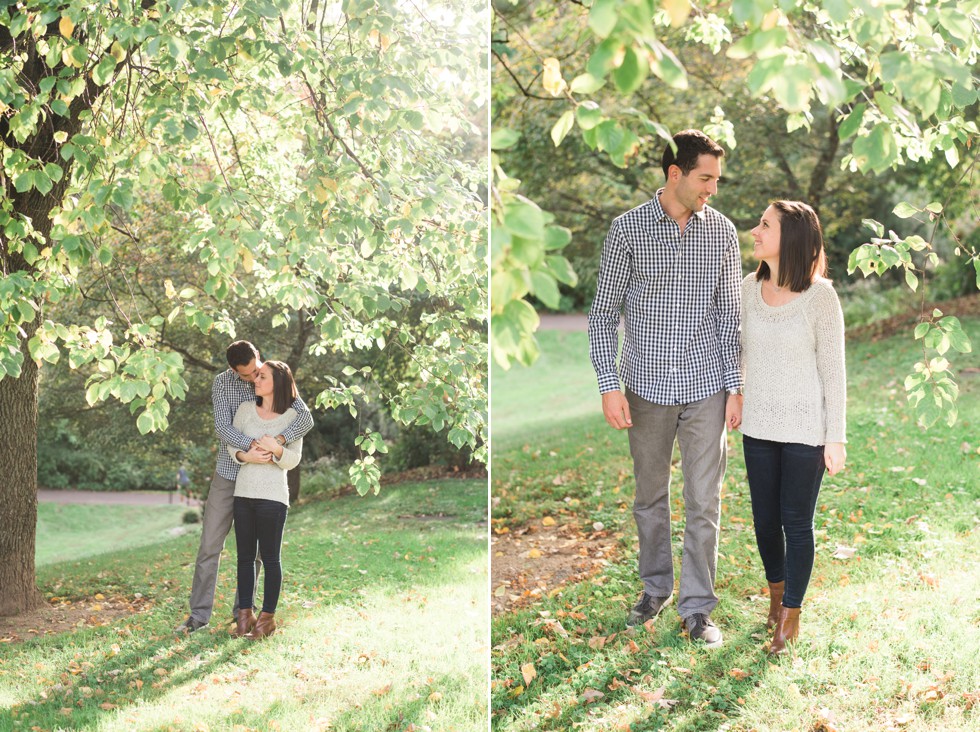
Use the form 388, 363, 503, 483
188, 474, 258, 623
626, 389, 726, 619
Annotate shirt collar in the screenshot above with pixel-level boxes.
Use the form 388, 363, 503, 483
652, 188, 707, 225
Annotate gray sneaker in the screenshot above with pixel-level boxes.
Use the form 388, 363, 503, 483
626, 591, 673, 627
174, 616, 209, 634
683, 613, 723, 648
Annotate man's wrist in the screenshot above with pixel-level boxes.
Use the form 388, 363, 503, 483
727, 387, 743, 396
275, 435, 286, 446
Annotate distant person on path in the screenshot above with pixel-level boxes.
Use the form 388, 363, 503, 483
228, 360, 305, 639
588, 129, 743, 648
176, 466, 190, 504
175, 341, 313, 634
739, 201, 846, 655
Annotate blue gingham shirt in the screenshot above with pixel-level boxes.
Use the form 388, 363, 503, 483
212, 369, 314, 481
588, 190, 742, 405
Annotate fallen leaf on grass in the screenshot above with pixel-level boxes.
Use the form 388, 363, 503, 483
632, 685, 677, 708
729, 667, 751, 680
832, 545, 856, 559
588, 636, 606, 650
579, 688, 604, 704
372, 684, 392, 697
521, 663, 536, 686
918, 572, 939, 588
542, 516, 556, 526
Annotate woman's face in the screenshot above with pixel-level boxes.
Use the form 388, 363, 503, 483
751, 205, 781, 263
254, 364, 275, 398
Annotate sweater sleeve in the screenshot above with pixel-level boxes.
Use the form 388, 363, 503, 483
273, 437, 303, 471
812, 283, 847, 443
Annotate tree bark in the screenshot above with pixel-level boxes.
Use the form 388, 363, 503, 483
0, 312, 44, 615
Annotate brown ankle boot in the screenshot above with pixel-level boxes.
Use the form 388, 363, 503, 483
247, 611, 276, 639
232, 608, 256, 637
767, 582, 785, 629
769, 605, 801, 656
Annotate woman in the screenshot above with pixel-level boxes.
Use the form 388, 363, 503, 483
228, 360, 304, 639
739, 200, 846, 656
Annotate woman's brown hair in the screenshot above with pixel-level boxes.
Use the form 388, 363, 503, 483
256, 360, 297, 415
756, 200, 827, 292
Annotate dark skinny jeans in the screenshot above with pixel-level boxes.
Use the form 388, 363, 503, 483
233, 496, 288, 615
742, 435, 827, 608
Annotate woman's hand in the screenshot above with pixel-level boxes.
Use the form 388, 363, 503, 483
256, 434, 284, 458
824, 442, 846, 475
237, 445, 273, 464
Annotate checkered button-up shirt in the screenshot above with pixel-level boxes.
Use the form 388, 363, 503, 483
588, 190, 743, 405
212, 369, 314, 481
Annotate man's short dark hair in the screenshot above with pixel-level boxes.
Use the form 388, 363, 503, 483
661, 129, 725, 179
226, 340, 260, 369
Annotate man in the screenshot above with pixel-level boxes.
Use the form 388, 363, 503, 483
588, 130, 742, 647
175, 340, 314, 633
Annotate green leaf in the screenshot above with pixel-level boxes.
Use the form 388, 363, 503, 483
612, 46, 647, 94
838, 103, 866, 140
914, 322, 930, 340
852, 124, 898, 173
503, 201, 545, 240
575, 102, 603, 131
589, 0, 619, 38
569, 73, 604, 94
924, 202, 943, 214
530, 270, 561, 309
551, 110, 574, 147
491, 128, 520, 150
893, 202, 918, 218
904, 268, 918, 292
862, 219, 884, 237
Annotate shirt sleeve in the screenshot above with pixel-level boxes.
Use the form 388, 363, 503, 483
213, 377, 254, 452
814, 284, 847, 443
279, 395, 314, 443
717, 227, 743, 392
588, 219, 628, 395
273, 437, 303, 472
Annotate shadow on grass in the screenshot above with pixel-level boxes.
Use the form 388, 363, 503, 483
4, 479, 487, 730
493, 612, 780, 732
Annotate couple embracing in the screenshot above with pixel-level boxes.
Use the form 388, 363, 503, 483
589, 130, 847, 655
175, 340, 314, 639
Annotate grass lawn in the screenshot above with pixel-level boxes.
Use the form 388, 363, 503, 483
1, 479, 488, 731
491, 318, 980, 731
36, 504, 194, 567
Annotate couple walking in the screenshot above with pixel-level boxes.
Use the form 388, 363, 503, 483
175, 340, 314, 639
589, 130, 847, 655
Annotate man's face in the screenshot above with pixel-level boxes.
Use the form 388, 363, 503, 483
233, 358, 261, 383
670, 154, 722, 214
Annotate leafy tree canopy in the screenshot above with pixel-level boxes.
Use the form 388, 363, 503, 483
491, 0, 978, 427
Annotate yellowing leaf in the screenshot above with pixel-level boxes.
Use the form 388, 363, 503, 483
521, 662, 536, 686
661, 0, 692, 27
541, 516, 556, 526
542, 58, 567, 97
110, 41, 126, 63
242, 248, 254, 273
527, 548, 542, 558
59, 16, 74, 38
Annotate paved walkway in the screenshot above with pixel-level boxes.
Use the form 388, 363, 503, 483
539, 313, 588, 331
38, 489, 202, 507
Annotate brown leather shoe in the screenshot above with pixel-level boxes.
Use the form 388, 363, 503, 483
768, 605, 801, 656
767, 581, 785, 629
232, 608, 256, 637
247, 611, 276, 639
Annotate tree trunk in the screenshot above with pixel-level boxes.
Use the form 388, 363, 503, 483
0, 312, 44, 616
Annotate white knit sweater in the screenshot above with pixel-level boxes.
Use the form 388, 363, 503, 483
740, 274, 847, 446
227, 402, 302, 506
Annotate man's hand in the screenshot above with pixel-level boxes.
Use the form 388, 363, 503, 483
256, 434, 284, 457
725, 393, 743, 430
602, 390, 633, 430
238, 445, 274, 464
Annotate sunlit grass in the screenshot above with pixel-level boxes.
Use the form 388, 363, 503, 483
491, 320, 980, 731
1, 479, 488, 731
36, 503, 195, 567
